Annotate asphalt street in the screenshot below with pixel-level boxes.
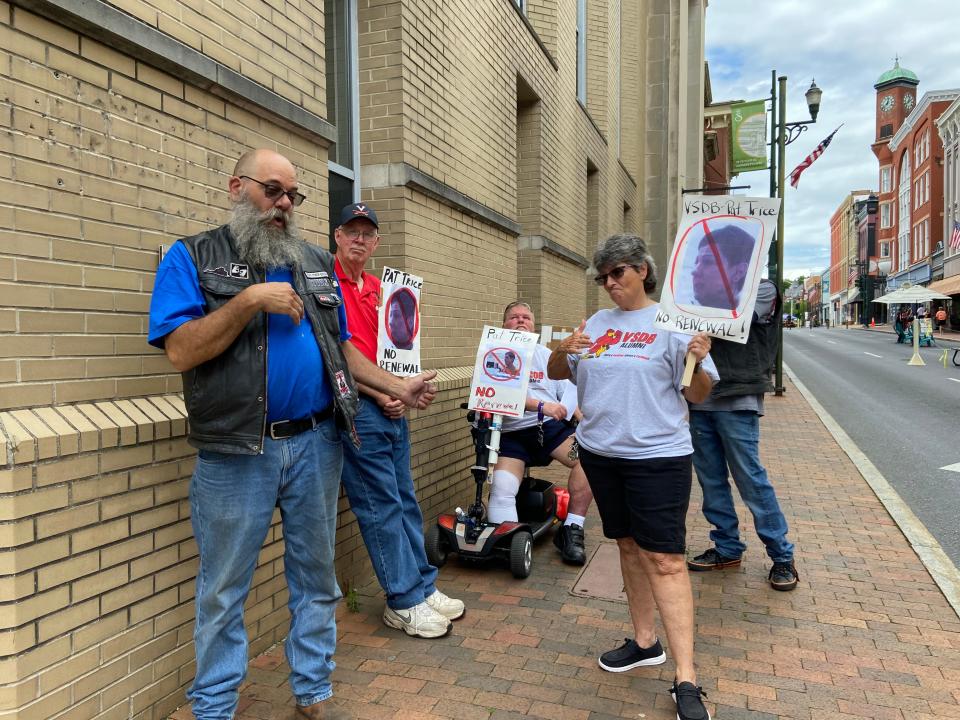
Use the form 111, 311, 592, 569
782, 325, 960, 567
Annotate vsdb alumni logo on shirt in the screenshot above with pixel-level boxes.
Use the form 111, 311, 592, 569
582, 329, 658, 359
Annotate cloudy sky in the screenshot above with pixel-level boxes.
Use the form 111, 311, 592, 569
705, 1, 960, 281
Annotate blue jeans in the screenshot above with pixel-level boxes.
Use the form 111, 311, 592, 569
340, 396, 437, 610
690, 410, 793, 563
187, 418, 343, 719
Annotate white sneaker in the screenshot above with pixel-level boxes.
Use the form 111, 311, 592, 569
425, 589, 465, 620
383, 602, 451, 638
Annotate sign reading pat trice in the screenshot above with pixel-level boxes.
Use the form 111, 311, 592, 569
376, 266, 423, 376
468, 326, 540, 417
655, 195, 781, 344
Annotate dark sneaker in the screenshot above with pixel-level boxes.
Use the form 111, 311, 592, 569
553, 524, 586, 565
670, 680, 711, 720
598, 637, 666, 672
686, 547, 741, 572
768, 561, 799, 591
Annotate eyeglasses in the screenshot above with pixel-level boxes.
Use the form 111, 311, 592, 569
594, 264, 638, 286
239, 176, 306, 207
341, 228, 379, 242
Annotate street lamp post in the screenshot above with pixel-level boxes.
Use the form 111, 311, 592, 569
767, 72, 823, 395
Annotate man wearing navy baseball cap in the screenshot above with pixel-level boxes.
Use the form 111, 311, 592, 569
334, 202, 465, 639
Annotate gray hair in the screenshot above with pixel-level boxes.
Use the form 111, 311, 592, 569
592, 233, 658, 293
502, 301, 533, 323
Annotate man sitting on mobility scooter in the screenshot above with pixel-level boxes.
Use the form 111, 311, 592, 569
488, 302, 594, 565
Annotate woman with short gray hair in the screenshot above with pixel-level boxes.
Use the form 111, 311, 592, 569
547, 233, 717, 720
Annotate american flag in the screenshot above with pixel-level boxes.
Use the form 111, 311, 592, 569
950, 220, 960, 251
848, 267, 858, 285
789, 126, 842, 189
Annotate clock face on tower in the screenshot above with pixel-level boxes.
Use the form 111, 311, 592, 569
880, 95, 894, 112
903, 94, 915, 111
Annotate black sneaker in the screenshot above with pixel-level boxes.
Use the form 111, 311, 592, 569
598, 637, 666, 672
768, 561, 799, 591
553, 524, 586, 565
686, 547, 741, 572
670, 680, 711, 720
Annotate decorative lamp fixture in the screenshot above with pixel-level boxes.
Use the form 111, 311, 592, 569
805, 79, 822, 121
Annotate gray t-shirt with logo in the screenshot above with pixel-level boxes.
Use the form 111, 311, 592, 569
567, 305, 719, 460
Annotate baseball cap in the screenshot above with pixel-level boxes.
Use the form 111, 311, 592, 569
338, 202, 379, 228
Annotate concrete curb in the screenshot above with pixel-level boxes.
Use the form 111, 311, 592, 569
785, 362, 960, 621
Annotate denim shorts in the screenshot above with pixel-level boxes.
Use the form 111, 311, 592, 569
579, 448, 693, 554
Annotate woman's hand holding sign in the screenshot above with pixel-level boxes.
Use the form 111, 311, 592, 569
685, 332, 712, 361
681, 332, 714, 401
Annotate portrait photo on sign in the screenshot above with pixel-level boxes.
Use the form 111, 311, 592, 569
482, 347, 523, 387
384, 286, 419, 350
670, 216, 764, 318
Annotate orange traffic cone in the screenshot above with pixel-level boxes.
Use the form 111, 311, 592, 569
870, 318, 875, 327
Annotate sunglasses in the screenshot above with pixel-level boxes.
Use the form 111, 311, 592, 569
240, 176, 306, 207
594, 264, 638, 286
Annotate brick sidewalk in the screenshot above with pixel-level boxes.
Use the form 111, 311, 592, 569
171, 378, 960, 720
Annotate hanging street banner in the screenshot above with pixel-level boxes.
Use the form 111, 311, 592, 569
731, 100, 768, 173
377, 266, 422, 376
655, 195, 781, 344
467, 325, 539, 417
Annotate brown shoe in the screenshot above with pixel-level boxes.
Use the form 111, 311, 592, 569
296, 699, 352, 720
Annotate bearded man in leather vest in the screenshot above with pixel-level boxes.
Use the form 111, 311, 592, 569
148, 149, 437, 720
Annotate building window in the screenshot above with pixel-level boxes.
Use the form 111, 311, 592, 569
513, 0, 526, 12
897, 153, 911, 271
880, 202, 892, 228
880, 242, 890, 258
576, 0, 587, 105
325, 0, 360, 248
880, 166, 892, 193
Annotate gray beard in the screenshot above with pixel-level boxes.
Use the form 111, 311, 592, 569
228, 200, 304, 270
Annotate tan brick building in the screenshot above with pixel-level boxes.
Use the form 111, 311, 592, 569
0, 0, 706, 716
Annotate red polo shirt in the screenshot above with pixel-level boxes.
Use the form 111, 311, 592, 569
335, 257, 380, 363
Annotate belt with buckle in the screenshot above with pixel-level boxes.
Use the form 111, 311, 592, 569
268, 405, 334, 440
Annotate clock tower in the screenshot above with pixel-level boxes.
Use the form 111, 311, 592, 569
873, 58, 919, 142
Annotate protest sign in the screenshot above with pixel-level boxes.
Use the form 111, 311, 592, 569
468, 325, 540, 417
377, 266, 423, 376
655, 195, 781, 344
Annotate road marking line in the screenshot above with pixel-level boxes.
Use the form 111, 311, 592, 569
827, 340, 837, 344
864, 352, 883, 358
941, 463, 960, 473
949, 378, 960, 384
784, 363, 960, 621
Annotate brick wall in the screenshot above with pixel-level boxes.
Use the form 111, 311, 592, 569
0, 4, 330, 414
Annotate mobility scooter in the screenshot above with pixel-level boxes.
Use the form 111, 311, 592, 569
424, 406, 563, 578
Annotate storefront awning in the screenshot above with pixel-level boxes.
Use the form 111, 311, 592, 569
847, 288, 860, 303
928, 274, 960, 297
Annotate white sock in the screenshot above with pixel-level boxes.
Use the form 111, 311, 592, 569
565, 513, 586, 528
488, 469, 520, 523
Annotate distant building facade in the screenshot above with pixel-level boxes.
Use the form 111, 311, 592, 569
933, 94, 960, 327
870, 60, 959, 291
829, 190, 873, 324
